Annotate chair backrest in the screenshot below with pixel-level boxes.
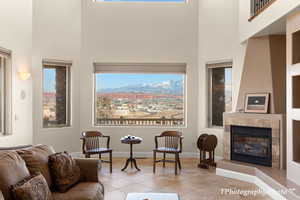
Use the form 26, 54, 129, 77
82, 131, 103, 137
157, 131, 182, 150
81, 131, 108, 152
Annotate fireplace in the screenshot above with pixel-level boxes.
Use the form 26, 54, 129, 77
231, 125, 272, 167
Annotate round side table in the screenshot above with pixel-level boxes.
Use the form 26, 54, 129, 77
121, 137, 142, 171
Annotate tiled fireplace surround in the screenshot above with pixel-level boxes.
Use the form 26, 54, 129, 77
223, 113, 285, 169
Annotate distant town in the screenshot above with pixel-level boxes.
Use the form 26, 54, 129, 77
96, 92, 184, 119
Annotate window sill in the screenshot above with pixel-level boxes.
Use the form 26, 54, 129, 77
42, 126, 73, 131
205, 126, 224, 131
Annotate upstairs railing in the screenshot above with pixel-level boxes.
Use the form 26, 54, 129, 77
249, 0, 276, 21
95, 118, 184, 126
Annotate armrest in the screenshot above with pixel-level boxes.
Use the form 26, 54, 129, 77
74, 158, 101, 182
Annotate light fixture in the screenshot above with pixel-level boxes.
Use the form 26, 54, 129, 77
18, 72, 31, 81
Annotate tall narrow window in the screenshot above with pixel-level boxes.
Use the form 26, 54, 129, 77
43, 60, 71, 128
208, 62, 232, 127
0, 48, 12, 135
94, 63, 186, 127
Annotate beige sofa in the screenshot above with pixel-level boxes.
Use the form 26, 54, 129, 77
0, 145, 104, 200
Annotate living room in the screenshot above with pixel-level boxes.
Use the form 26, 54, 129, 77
0, 0, 300, 200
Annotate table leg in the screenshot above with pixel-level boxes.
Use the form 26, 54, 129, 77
121, 143, 141, 171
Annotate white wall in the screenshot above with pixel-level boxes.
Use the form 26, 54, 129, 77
80, 0, 199, 154
198, 0, 246, 156
0, 0, 33, 147
239, 0, 300, 42
27, 0, 245, 157
32, 0, 82, 152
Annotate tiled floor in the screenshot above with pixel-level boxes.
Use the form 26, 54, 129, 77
99, 158, 272, 200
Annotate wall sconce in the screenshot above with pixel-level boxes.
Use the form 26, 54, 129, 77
18, 72, 31, 81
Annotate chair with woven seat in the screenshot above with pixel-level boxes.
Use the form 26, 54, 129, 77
81, 131, 113, 173
153, 131, 183, 175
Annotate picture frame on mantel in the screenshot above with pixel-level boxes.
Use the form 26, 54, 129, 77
244, 93, 270, 114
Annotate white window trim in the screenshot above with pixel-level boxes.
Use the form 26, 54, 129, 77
207, 60, 233, 128
42, 59, 72, 129
93, 62, 187, 128
0, 47, 12, 135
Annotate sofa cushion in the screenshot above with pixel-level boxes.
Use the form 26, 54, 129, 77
0, 151, 30, 200
52, 182, 104, 200
49, 152, 81, 193
10, 173, 52, 200
17, 145, 55, 188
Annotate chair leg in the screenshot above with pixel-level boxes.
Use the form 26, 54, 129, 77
99, 153, 102, 161
175, 154, 178, 175
163, 153, 166, 168
85, 154, 90, 158
109, 151, 112, 173
178, 154, 182, 170
153, 151, 156, 173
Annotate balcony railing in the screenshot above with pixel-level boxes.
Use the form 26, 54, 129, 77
95, 118, 184, 126
249, 0, 276, 21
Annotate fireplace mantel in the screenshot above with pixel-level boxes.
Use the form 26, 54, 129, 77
223, 112, 286, 169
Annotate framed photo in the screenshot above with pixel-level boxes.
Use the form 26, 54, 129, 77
244, 93, 270, 113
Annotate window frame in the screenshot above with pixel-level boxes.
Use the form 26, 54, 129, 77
207, 61, 233, 128
0, 56, 5, 134
93, 63, 187, 128
42, 60, 72, 129
0, 47, 12, 135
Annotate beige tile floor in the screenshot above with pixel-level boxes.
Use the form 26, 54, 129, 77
98, 158, 272, 200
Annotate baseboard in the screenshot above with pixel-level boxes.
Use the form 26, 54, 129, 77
216, 168, 287, 200
72, 151, 223, 160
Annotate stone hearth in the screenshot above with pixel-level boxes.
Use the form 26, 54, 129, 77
223, 113, 285, 169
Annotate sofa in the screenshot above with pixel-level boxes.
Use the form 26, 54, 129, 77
0, 145, 104, 200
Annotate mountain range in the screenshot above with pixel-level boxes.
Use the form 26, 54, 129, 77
99, 80, 184, 95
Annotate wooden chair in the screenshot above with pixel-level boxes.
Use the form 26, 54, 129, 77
153, 131, 183, 175
81, 131, 113, 173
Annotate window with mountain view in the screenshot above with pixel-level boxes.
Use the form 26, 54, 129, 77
43, 63, 71, 128
94, 72, 185, 126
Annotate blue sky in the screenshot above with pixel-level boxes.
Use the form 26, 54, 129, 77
44, 71, 183, 92
96, 73, 183, 89
44, 69, 56, 92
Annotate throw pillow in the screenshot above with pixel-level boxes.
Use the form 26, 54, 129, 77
17, 145, 55, 188
0, 151, 31, 200
10, 173, 52, 200
49, 152, 80, 193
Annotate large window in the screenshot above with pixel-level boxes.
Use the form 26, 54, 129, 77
0, 48, 12, 135
207, 62, 232, 127
94, 63, 186, 126
43, 60, 71, 128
